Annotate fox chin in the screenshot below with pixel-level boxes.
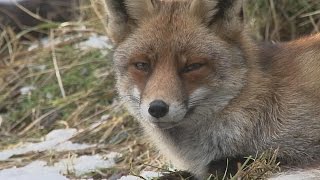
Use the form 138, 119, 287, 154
105, 0, 320, 178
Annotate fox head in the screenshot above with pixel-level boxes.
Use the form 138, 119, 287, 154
106, 0, 252, 129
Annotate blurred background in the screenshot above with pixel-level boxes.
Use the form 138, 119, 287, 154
0, 0, 319, 179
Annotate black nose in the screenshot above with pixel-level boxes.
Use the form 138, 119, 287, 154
148, 100, 169, 118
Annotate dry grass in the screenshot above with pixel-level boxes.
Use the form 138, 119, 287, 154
0, 1, 164, 178
246, 0, 320, 41
0, 0, 319, 179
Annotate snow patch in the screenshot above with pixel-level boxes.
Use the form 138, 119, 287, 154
27, 34, 81, 51
76, 35, 112, 50
0, 161, 67, 180
120, 170, 320, 180
0, 152, 122, 179
55, 153, 121, 176
141, 171, 163, 179
119, 171, 163, 180
0, 129, 95, 161
28, 34, 112, 51
45, 128, 77, 142
27, 37, 53, 51
118, 175, 141, 180
268, 169, 320, 180
20, 86, 36, 95
27, 34, 113, 57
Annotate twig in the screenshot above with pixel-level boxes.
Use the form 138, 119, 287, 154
50, 30, 66, 99
269, 0, 280, 40
309, 16, 319, 32
1, 30, 14, 62
12, 0, 53, 24
18, 107, 62, 136
90, 0, 108, 33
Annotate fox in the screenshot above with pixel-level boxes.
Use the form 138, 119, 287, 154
104, 0, 320, 178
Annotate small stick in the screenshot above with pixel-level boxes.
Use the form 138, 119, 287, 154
50, 30, 66, 99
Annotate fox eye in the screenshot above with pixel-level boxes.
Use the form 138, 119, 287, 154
182, 63, 204, 73
134, 62, 150, 72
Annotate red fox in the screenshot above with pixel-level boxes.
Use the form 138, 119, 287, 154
105, 0, 320, 178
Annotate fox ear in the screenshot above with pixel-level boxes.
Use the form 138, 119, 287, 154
190, 0, 244, 35
105, 0, 155, 44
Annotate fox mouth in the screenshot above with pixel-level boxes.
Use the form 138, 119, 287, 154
149, 107, 195, 130
153, 121, 181, 129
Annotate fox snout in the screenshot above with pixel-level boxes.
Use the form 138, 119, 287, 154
140, 97, 188, 126
148, 100, 169, 118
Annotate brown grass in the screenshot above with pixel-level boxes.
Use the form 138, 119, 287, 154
246, 0, 320, 41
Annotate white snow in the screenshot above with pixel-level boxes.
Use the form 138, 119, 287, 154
27, 37, 57, 51
118, 175, 142, 180
268, 169, 320, 180
119, 169, 320, 180
119, 171, 163, 180
0, 129, 95, 161
28, 34, 113, 52
55, 153, 121, 176
101, 114, 111, 121
0, 128, 122, 179
29, 31, 100, 51
27, 34, 76, 51
0, 152, 122, 179
140, 171, 163, 179
45, 128, 77, 142
76, 35, 113, 50
0, 161, 67, 180
20, 86, 36, 95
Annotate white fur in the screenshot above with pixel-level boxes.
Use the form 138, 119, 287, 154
189, 87, 209, 105
132, 86, 141, 99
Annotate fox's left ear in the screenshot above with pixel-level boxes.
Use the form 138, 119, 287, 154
104, 0, 155, 45
190, 0, 244, 36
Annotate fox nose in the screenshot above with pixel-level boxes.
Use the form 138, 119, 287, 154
148, 100, 169, 118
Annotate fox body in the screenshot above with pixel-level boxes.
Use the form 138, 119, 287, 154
105, 0, 320, 178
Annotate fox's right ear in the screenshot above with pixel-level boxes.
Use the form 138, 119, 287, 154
190, 0, 244, 37
105, 0, 155, 45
